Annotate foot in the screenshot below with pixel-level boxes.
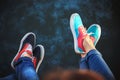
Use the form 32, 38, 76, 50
11, 32, 36, 69
87, 24, 101, 45
70, 13, 87, 53
81, 24, 101, 58
32, 45, 45, 72
81, 35, 96, 58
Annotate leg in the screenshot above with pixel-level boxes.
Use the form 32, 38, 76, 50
15, 57, 39, 80
70, 13, 100, 69
1, 32, 45, 80
70, 13, 115, 80
80, 36, 115, 80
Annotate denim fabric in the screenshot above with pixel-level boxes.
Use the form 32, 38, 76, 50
0, 57, 39, 80
0, 74, 16, 80
80, 49, 115, 80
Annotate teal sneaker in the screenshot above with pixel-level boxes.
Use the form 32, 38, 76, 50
87, 24, 101, 46
70, 13, 87, 53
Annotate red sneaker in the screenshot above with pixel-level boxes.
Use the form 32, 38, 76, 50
11, 32, 36, 69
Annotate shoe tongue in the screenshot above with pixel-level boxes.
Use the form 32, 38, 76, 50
26, 44, 32, 52
78, 27, 87, 36
20, 43, 33, 57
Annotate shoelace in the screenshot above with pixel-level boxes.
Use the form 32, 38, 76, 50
88, 32, 94, 36
15, 43, 33, 62
80, 27, 95, 36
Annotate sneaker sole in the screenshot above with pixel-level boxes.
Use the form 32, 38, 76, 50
11, 32, 36, 69
35, 45, 45, 72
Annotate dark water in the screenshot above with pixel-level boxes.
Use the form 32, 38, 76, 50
0, 0, 119, 79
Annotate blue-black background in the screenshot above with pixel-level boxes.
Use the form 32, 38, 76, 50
0, 0, 119, 79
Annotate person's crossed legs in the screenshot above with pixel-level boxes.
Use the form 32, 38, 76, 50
70, 13, 115, 80
0, 32, 44, 80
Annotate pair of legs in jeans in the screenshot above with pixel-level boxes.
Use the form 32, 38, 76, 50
0, 13, 115, 80
1, 32, 44, 80
2, 57, 39, 80
70, 13, 115, 80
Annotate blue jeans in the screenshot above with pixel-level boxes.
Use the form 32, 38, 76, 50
0, 57, 39, 80
80, 49, 115, 80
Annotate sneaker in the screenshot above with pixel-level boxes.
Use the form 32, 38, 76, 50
11, 32, 36, 69
87, 24, 101, 46
70, 13, 87, 53
32, 45, 45, 72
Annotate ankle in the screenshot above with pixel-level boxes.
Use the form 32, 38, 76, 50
80, 53, 87, 58
85, 46, 96, 53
